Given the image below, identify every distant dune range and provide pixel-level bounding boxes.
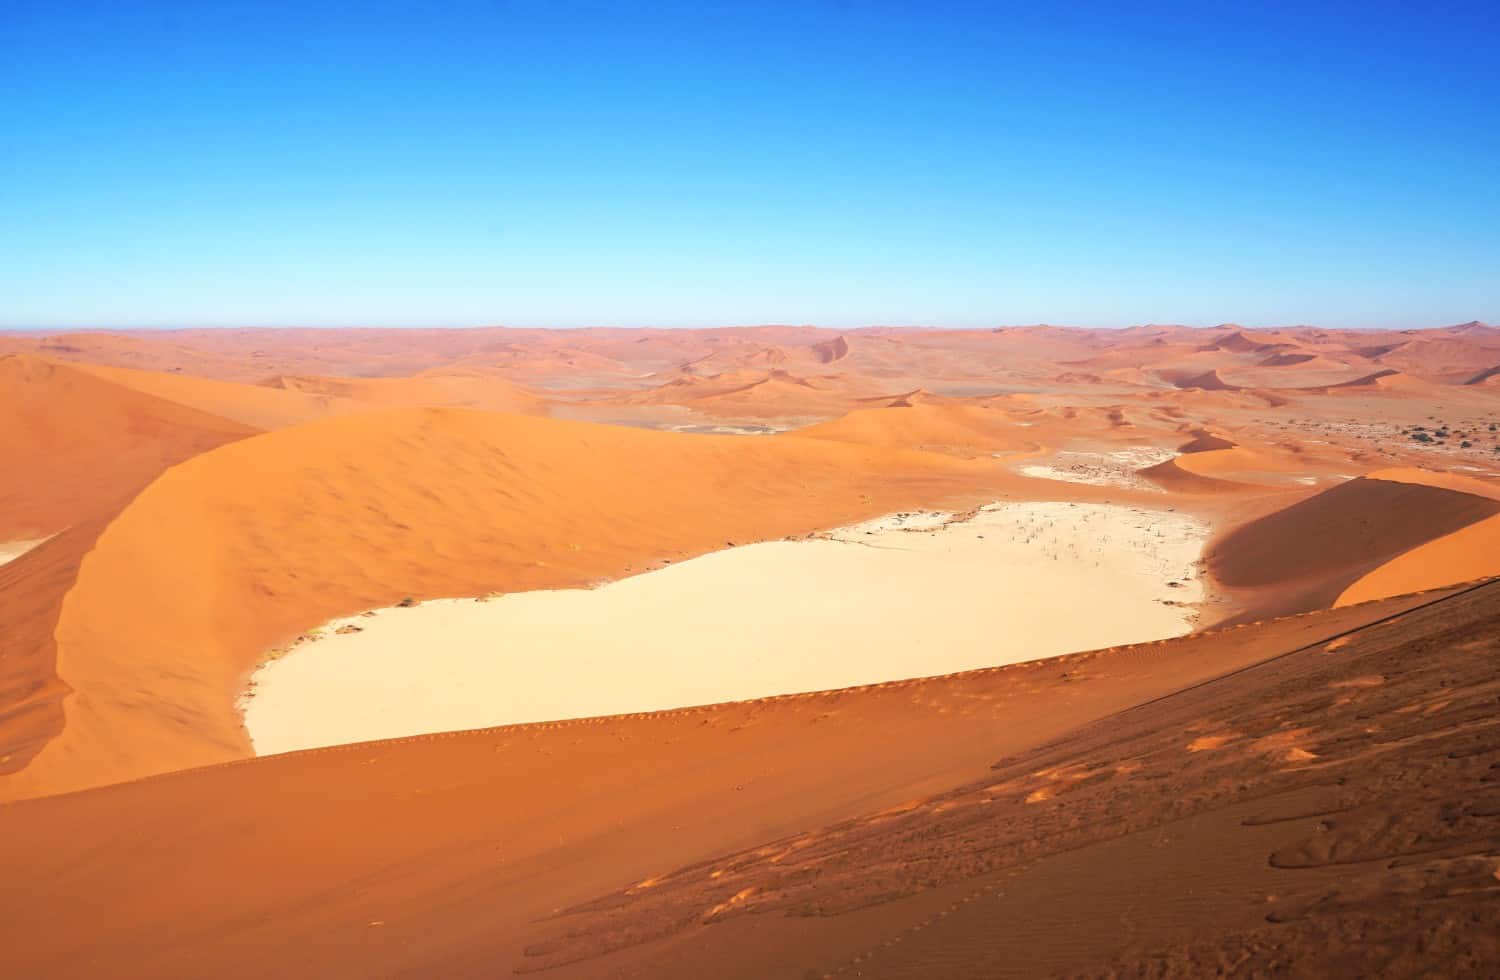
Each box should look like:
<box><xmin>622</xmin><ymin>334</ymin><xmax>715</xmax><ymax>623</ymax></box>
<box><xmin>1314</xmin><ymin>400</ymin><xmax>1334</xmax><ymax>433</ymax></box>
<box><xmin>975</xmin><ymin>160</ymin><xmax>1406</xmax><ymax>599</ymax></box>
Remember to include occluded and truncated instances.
<box><xmin>3</xmin><ymin>323</ymin><xmax>1499</xmax><ymax>801</ymax></box>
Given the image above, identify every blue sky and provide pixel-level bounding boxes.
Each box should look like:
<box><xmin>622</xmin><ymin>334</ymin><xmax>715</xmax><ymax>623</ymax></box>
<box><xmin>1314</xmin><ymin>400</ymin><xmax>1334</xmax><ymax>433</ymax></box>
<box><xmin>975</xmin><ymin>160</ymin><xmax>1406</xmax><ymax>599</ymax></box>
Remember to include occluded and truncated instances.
<box><xmin>2</xmin><ymin>1</ymin><xmax>1496</xmax><ymax>329</ymax></box>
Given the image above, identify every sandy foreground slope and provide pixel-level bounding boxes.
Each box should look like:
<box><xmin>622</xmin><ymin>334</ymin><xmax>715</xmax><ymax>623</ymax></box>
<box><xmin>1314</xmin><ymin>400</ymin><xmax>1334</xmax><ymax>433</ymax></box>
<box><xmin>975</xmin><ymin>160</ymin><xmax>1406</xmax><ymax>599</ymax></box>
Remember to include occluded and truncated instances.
<box><xmin>1</xmin><ymin>407</ymin><xmax>1018</xmax><ymax>801</ymax></box>
<box><xmin>0</xmin><ymin>584</ymin><xmax>1493</xmax><ymax>978</ymax></box>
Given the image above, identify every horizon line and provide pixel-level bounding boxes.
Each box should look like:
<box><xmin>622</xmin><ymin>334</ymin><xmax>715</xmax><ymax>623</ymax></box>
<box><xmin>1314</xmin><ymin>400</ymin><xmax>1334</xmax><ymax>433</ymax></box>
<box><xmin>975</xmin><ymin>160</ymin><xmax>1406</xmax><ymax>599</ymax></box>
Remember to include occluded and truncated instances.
<box><xmin>0</xmin><ymin>319</ymin><xmax>1493</xmax><ymax>335</ymax></box>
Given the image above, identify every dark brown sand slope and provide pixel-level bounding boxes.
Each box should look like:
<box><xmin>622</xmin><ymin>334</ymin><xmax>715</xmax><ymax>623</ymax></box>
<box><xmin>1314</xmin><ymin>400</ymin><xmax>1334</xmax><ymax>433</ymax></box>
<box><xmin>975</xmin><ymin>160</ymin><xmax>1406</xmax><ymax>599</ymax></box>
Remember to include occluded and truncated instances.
<box><xmin>2</xmin><ymin>584</ymin><xmax>1495</xmax><ymax>978</ymax></box>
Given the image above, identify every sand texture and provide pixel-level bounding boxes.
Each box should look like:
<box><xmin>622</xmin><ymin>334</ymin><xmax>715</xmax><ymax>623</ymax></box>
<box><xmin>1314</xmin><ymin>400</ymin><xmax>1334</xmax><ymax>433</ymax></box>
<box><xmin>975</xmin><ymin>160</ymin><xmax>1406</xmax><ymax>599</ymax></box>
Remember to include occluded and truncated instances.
<box><xmin>1</xmin><ymin>585</ymin><xmax>1494</xmax><ymax>977</ymax></box>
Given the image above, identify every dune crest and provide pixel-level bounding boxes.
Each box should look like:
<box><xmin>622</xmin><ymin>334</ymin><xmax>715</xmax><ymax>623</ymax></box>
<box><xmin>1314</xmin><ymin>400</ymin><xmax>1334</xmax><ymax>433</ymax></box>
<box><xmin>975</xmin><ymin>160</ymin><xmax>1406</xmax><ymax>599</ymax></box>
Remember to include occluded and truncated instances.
<box><xmin>0</xmin><ymin>354</ymin><xmax>256</xmax><ymax>539</ymax></box>
<box><xmin>3</xmin><ymin>408</ymin><xmax>1003</xmax><ymax>800</ymax></box>
<box><xmin>1207</xmin><ymin>473</ymin><xmax>1500</xmax><ymax>618</ymax></box>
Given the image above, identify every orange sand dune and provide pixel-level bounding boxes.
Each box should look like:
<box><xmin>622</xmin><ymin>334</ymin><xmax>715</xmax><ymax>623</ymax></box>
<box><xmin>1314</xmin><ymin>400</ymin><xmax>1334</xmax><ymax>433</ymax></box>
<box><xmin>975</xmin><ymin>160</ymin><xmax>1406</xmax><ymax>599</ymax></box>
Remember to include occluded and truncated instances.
<box><xmin>0</xmin><ymin>354</ymin><xmax>256</xmax><ymax>539</ymax></box>
<box><xmin>1338</xmin><ymin>513</ymin><xmax>1500</xmax><ymax>605</ymax></box>
<box><xmin>0</xmin><ymin>585</ymin><xmax>1485</xmax><ymax>978</ymax></box>
<box><xmin>792</xmin><ymin>400</ymin><xmax>1038</xmax><ymax>457</ymax></box>
<box><xmin>1175</xmin><ymin>428</ymin><xmax>1237</xmax><ymax>453</ymax></box>
<box><xmin>0</xmin><ymin>522</ymin><xmax>110</xmax><ymax>777</ymax></box>
<box><xmin>264</xmin><ymin>369</ymin><xmax>546</xmax><ymax>415</ymax></box>
<box><xmin>1370</xmin><ymin>334</ymin><xmax>1500</xmax><ymax>377</ymax></box>
<box><xmin>1207</xmin><ymin>473</ymin><xmax>1500</xmax><ymax>618</ymax></box>
<box><xmin>70</xmin><ymin>361</ymin><xmax>364</xmax><ymax>428</ymax></box>
<box><xmin>71</xmin><ymin>360</ymin><xmax>546</xmax><ymax>428</ymax></box>
<box><xmin>622</xmin><ymin>368</ymin><xmax>866</xmax><ymax>419</ymax></box>
<box><xmin>1172</xmin><ymin>444</ymin><xmax>1309</xmax><ymax>479</ymax></box>
<box><xmin>1138</xmin><ymin>457</ymin><xmax>1260</xmax><ymax>494</ymax></box>
<box><xmin>812</xmin><ymin>333</ymin><xmax>851</xmax><ymax>362</ymax></box>
<box><xmin>1363</xmin><ymin>466</ymin><xmax>1500</xmax><ymax>500</ymax></box>
<box><xmin>1324</xmin><ymin>368</ymin><xmax>1444</xmax><ymax>392</ymax></box>
<box><xmin>29</xmin><ymin>330</ymin><xmax>263</xmax><ymax>379</ymax></box>
<box><xmin>1</xmin><ymin>409</ymin><xmax>1006</xmax><ymax>801</ymax></box>
<box><xmin>1201</xmin><ymin>328</ymin><xmax>1275</xmax><ymax>354</ymax></box>
<box><xmin>1464</xmin><ymin>364</ymin><xmax>1500</xmax><ymax>385</ymax></box>
<box><xmin>1332</xmin><ymin>468</ymin><xmax>1500</xmax><ymax>604</ymax></box>
<box><xmin>443</xmin><ymin>344</ymin><xmax>634</xmax><ymax>382</ymax></box>
<box><xmin>1166</xmin><ymin>368</ymin><xmax>1241</xmax><ymax>391</ymax></box>
<box><xmin>1258</xmin><ymin>350</ymin><xmax>1321</xmax><ymax>366</ymax></box>
<box><xmin>674</xmin><ymin>339</ymin><xmax>842</xmax><ymax>376</ymax></box>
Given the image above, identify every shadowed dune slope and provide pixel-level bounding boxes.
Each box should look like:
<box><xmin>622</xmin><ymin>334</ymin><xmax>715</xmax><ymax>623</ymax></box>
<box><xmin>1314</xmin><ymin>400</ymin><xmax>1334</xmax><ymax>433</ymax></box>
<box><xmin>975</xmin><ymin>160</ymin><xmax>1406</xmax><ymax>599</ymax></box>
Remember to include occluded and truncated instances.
<box><xmin>1334</xmin><ymin>469</ymin><xmax>1500</xmax><ymax>605</ymax></box>
<box><xmin>1176</xmin><ymin>428</ymin><xmax>1237</xmax><ymax>453</ymax></box>
<box><xmin>1168</xmin><ymin>368</ymin><xmax>1240</xmax><ymax>391</ymax></box>
<box><xmin>1338</xmin><ymin>513</ymin><xmax>1500</xmax><ymax>606</ymax></box>
<box><xmin>1207</xmin><ymin>474</ymin><xmax>1500</xmax><ymax>618</ymax></box>
<box><xmin>0</xmin><ymin>586</ymin><xmax>1487</xmax><ymax>978</ymax></box>
<box><xmin>2</xmin><ymin>408</ymin><xmax>1002</xmax><ymax>801</ymax></box>
<box><xmin>0</xmin><ymin>522</ymin><xmax>111</xmax><ymax>776</ymax></box>
<box><xmin>0</xmin><ymin>355</ymin><xmax>257</xmax><ymax>539</ymax></box>
<box><xmin>1138</xmin><ymin>457</ymin><xmax>1258</xmax><ymax>494</ymax></box>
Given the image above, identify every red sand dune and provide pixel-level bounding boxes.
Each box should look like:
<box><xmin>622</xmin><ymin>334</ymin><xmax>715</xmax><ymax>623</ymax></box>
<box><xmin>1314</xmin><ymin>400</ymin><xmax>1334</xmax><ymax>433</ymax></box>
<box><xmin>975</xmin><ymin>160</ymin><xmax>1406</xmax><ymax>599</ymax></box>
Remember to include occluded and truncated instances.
<box><xmin>0</xmin><ymin>522</ymin><xmax>112</xmax><ymax>777</ymax></box>
<box><xmin>1339</xmin><ymin>513</ymin><xmax>1500</xmax><ymax>605</ymax></box>
<box><xmin>1369</xmin><ymin>333</ymin><xmax>1500</xmax><ymax>378</ymax></box>
<box><xmin>1259</xmin><ymin>351</ymin><xmax>1320</xmax><ymax>366</ymax></box>
<box><xmin>264</xmin><ymin>369</ymin><xmax>546</xmax><ymax>415</ymax></box>
<box><xmin>1207</xmin><ymin>472</ymin><xmax>1500</xmax><ymax>618</ymax></box>
<box><xmin>1323</xmin><ymin>368</ymin><xmax>1445</xmax><ymax>392</ymax></box>
<box><xmin>1332</xmin><ymin>469</ymin><xmax>1500</xmax><ymax>603</ymax></box>
<box><xmin>812</xmin><ymin>333</ymin><xmax>851</xmax><ymax>363</ymax></box>
<box><xmin>1</xmin><ymin>408</ymin><xmax>1006</xmax><ymax>801</ymax></box>
<box><xmin>1175</xmin><ymin>428</ymin><xmax>1237</xmax><ymax>453</ymax></box>
<box><xmin>1172</xmin><ymin>444</ymin><xmax>1308</xmax><ymax>479</ymax></box>
<box><xmin>70</xmin><ymin>361</ymin><xmax>365</xmax><ymax>428</ymax></box>
<box><xmin>1138</xmin><ymin>457</ymin><xmax>1259</xmax><ymax>494</ymax></box>
<box><xmin>0</xmin><ymin>583</ymin><xmax>1491</xmax><ymax>977</ymax></box>
<box><xmin>622</xmin><ymin>368</ymin><xmax>866</xmax><ymax>418</ymax></box>
<box><xmin>1167</xmin><ymin>368</ymin><xmax>1241</xmax><ymax>391</ymax></box>
<box><xmin>0</xmin><ymin>354</ymin><xmax>256</xmax><ymax>539</ymax></box>
<box><xmin>677</xmin><ymin>344</ymin><xmax>798</xmax><ymax>375</ymax></box>
<box><xmin>792</xmin><ymin>400</ymin><xmax>1038</xmax><ymax>457</ymax></box>
<box><xmin>1202</xmin><ymin>328</ymin><xmax>1275</xmax><ymax>354</ymax></box>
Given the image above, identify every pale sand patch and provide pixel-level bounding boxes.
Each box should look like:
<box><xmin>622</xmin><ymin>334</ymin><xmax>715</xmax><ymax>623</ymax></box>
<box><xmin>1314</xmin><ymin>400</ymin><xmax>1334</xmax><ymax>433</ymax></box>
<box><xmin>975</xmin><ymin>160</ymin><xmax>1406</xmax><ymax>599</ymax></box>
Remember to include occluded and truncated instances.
<box><xmin>242</xmin><ymin>502</ymin><xmax>1209</xmax><ymax>756</ymax></box>
<box><xmin>0</xmin><ymin>537</ymin><xmax>50</xmax><ymax>566</ymax></box>
<box><xmin>1018</xmin><ymin>448</ymin><xmax>1176</xmax><ymax>491</ymax></box>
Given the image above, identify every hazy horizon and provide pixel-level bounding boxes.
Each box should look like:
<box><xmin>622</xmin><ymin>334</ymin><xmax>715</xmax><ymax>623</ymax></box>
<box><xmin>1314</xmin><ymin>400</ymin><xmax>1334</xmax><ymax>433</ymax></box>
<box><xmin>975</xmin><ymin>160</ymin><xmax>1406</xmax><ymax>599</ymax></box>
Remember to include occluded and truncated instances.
<box><xmin>0</xmin><ymin>319</ymin><xmax>1491</xmax><ymax>334</ymax></box>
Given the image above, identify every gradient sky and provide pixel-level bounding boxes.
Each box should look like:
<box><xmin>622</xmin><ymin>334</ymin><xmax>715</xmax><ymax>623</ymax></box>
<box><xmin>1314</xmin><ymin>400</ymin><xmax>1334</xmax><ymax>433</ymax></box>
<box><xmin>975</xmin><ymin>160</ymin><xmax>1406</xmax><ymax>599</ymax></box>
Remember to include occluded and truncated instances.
<box><xmin>3</xmin><ymin>1</ymin><xmax>1496</xmax><ymax>329</ymax></box>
